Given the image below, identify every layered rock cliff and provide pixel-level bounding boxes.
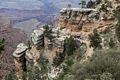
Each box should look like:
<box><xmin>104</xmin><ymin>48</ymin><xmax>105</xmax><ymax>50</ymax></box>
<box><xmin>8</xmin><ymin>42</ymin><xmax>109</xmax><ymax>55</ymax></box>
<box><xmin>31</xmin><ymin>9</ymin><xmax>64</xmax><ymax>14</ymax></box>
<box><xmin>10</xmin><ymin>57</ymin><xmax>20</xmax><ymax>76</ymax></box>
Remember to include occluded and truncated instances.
<box><xmin>58</xmin><ymin>0</ymin><xmax>118</xmax><ymax>32</ymax></box>
<box><xmin>11</xmin><ymin>0</ymin><xmax>120</xmax><ymax>80</ymax></box>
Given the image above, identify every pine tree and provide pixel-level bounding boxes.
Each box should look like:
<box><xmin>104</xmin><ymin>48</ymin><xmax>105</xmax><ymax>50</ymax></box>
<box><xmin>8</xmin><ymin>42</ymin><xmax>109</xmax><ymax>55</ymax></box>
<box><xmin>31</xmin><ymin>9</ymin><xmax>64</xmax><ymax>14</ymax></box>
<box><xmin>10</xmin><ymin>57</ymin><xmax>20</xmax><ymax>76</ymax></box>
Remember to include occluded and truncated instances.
<box><xmin>115</xmin><ymin>6</ymin><xmax>120</xmax><ymax>42</ymax></box>
<box><xmin>89</xmin><ymin>29</ymin><xmax>102</xmax><ymax>49</ymax></box>
<box><xmin>109</xmin><ymin>38</ymin><xmax>115</xmax><ymax>48</ymax></box>
<box><xmin>43</xmin><ymin>25</ymin><xmax>54</xmax><ymax>40</ymax></box>
<box><xmin>0</xmin><ymin>38</ymin><xmax>5</xmax><ymax>54</ymax></box>
<box><xmin>79</xmin><ymin>0</ymin><xmax>86</xmax><ymax>8</ymax></box>
<box><xmin>87</xmin><ymin>0</ymin><xmax>95</xmax><ymax>8</ymax></box>
<box><xmin>64</xmin><ymin>36</ymin><xmax>77</xmax><ymax>56</ymax></box>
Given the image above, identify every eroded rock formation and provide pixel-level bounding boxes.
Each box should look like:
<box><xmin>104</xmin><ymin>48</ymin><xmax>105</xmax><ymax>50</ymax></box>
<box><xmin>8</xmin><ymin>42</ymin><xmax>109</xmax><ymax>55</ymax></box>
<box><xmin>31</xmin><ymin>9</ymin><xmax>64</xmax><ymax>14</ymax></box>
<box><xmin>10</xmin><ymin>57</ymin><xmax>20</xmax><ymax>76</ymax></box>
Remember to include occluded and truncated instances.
<box><xmin>13</xmin><ymin>43</ymin><xmax>28</xmax><ymax>80</ymax></box>
<box><xmin>12</xmin><ymin>0</ymin><xmax>120</xmax><ymax>79</ymax></box>
<box><xmin>58</xmin><ymin>8</ymin><xmax>97</xmax><ymax>32</ymax></box>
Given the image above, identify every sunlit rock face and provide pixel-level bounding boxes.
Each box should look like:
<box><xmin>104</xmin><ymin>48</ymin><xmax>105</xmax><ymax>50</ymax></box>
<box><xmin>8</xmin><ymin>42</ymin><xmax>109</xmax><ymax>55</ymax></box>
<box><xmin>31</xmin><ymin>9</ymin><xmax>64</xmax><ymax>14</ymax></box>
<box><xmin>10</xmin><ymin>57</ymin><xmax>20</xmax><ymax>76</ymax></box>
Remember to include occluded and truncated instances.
<box><xmin>58</xmin><ymin>8</ymin><xmax>97</xmax><ymax>32</ymax></box>
<box><xmin>30</xmin><ymin>28</ymin><xmax>44</xmax><ymax>66</ymax></box>
<box><xmin>58</xmin><ymin>0</ymin><xmax>119</xmax><ymax>32</ymax></box>
<box><xmin>12</xmin><ymin>1</ymin><xmax>120</xmax><ymax>80</ymax></box>
<box><xmin>31</xmin><ymin>29</ymin><xmax>44</xmax><ymax>49</ymax></box>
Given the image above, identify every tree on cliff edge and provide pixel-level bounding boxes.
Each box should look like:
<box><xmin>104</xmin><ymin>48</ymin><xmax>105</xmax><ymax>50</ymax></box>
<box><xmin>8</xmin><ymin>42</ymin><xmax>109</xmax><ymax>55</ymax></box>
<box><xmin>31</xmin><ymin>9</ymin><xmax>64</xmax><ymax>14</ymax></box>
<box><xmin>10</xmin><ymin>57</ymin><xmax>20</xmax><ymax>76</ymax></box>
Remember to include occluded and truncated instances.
<box><xmin>87</xmin><ymin>0</ymin><xmax>95</xmax><ymax>8</ymax></box>
<box><xmin>79</xmin><ymin>0</ymin><xmax>86</xmax><ymax>8</ymax></box>
<box><xmin>43</xmin><ymin>25</ymin><xmax>54</xmax><ymax>40</ymax></box>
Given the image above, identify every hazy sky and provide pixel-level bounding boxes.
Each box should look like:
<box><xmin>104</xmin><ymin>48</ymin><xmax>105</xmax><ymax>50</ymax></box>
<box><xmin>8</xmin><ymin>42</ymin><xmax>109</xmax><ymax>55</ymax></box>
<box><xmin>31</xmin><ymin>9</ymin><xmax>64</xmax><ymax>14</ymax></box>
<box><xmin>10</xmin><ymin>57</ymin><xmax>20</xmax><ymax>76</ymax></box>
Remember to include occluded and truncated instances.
<box><xmin>0</xmin><ymin>0</ymin><xmax>44</xmax><ymax>10</ymax></box>
<box><xmin>0</xmin><ymin>0</ymin><xmax>92</xmax><ymax>10</ymax></box>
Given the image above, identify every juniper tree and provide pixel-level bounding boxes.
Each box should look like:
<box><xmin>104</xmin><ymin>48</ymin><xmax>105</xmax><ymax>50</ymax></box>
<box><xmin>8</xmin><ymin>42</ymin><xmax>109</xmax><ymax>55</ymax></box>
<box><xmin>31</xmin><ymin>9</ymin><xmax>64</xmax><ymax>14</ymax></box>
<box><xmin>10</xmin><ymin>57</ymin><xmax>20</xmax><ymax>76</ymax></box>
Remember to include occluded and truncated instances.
<box><xmin>89</xmin><ymin>29</ymin><xmax>102</xmax><ymax>49</ymax></box>
<box><xmin>64</xmin><ymin>36</ymin><xmax>77</xmax><ymax>56</ymax></box>
<box><xmin>87</xmin><ymin>0</ymin><xmax>95</xmax><ymax>8</ymax></box>
<box><xmin>115</xmin><ymin>6</ymin><xmax>120</xmax><ymax>42</ymax></box>
<box><xmin>43</xmin><ymin>25</ymin><xmax>54</xmax><ymax>40</ymax></box>
<box><xmin>79</xmin><ymin>0</ymin><xmax>86</xmax><ymax>8</ymax></box>
<box><xmin>109</xmin><ymin>38</ymin><xmax>115</xmax><ymax>48</ymax></box>
<box><xmin>0</xmin><ymin>38</ymin><xmax>5</xmax><ymax>54</ymax></box>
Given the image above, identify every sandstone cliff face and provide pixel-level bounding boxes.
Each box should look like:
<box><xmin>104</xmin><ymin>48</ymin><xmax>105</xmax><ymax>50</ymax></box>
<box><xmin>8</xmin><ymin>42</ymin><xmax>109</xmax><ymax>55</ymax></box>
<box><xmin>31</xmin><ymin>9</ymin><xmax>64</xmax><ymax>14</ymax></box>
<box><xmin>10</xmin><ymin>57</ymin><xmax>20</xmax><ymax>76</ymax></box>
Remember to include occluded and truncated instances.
<box><xmin>58</xmin><ymin>8</ymin><xmax>97</xmax><ymax>32</ymax></box>
<box><xmin>44</xmin><ymin>37</ymin><xmax>65</xmax><ymax>63</ymax></box>
<box><xmin>56</xmin><ymin>0</ymin><xmax>120</xmax><ymax>62</ymax></box>
<box><xmin>58</xmin><ymin>0</ymin><xmax>119</xmax><ymax>33</ymax></box>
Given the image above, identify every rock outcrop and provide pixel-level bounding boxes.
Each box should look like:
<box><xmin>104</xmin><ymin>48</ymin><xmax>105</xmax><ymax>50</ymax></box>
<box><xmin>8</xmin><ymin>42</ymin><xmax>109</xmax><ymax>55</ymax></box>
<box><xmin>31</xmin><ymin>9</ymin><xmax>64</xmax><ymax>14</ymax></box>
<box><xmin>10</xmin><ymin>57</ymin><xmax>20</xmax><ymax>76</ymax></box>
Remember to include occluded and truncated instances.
<box><xmin>30</xmin><ymin>29</ymin><xmax>44</xmax><ymax>66</ymax></box>
<box><xmin>58</xmin><ymin>8</ymin><xmax>97</xmax><ymax>32</ymax></box>
<box><xmin>13</xmin><ymin>43</ymin><xmax>28</xmax><ymax>80</ymax></box>
<box><xmin>58</xmin><ymin>0</ymin><xmax>120</xmax><ymax>33</ymax></box>
<box><xmin>12</xmin><ymin>0</ymin><xmax>120</xmax><ymax>79</ymax></box>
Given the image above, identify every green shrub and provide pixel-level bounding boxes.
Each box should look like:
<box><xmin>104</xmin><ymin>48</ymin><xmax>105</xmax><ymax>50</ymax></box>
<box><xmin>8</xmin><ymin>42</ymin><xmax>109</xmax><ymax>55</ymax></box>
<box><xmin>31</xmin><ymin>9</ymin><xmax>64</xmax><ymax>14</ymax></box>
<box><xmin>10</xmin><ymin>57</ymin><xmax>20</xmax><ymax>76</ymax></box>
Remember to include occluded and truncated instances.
<box><xmin>71</xmin><ymin>49</ymin><xmax>120</xmax><ymax>80</ymax></box>
<box><xmin>115</xmin><ymin>6</ymin><xmax>120</xmax><ymax>42</ymax></box>
<box><xmin>3</xmin><ymin>71</ymin><xmax>17</xmax><ymax>80</ymax></box>
<box><xmin>27</xmin><ymin>55</ymin><xmax>49</xmax><ymax>80</ymax></box>
<box><xmin>100</xmin><ymin>72</ymin><xmax>114</xmax><ymax>80</ymax></box>
<box><xmin>43</xmin><ymin>25</ymin><xmax>54</xmax><ymax>40</ymax></box>
<box><xmin>64</xmin><ymin>36</ymin><xmax>78</xmax><ymax>56</ymax></box>
<box><xmin>87</xmin><ymin>0</ymin><xmax>95</xmax><ymax>8</ymax></box>
<box><xmin>89</xmin><ymin>29</ymin><xmax>102</xmax><ymax>49</ymax></box>
<box><xmin>52</xmin><ymin>53</ymin><xmax>65</xmax><ymax>67</ymax></box>
<box><xmin>109</xmin><ymin>38</ymin><xmax>115</xmax><ymax>48</ymax></box>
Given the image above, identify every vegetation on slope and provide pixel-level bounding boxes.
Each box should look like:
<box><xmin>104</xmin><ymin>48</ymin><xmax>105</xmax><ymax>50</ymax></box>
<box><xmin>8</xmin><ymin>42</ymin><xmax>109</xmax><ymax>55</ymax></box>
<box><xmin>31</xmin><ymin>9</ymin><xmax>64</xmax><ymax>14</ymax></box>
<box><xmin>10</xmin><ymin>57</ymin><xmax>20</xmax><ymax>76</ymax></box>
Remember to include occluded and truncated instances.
<box><xmin>55</xmin><ymin>49</ymin><xmax>120</xmax><ymax>80</ymax></box>
<box><xmin>53</xmin><ymin>36</ymin><xmax>78</xmax><ymax>67</ymax></box>
<box><xmin>115</xmin><ymin>6</ymin><xmax>120</xmax><ymax>42</ymax></box>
